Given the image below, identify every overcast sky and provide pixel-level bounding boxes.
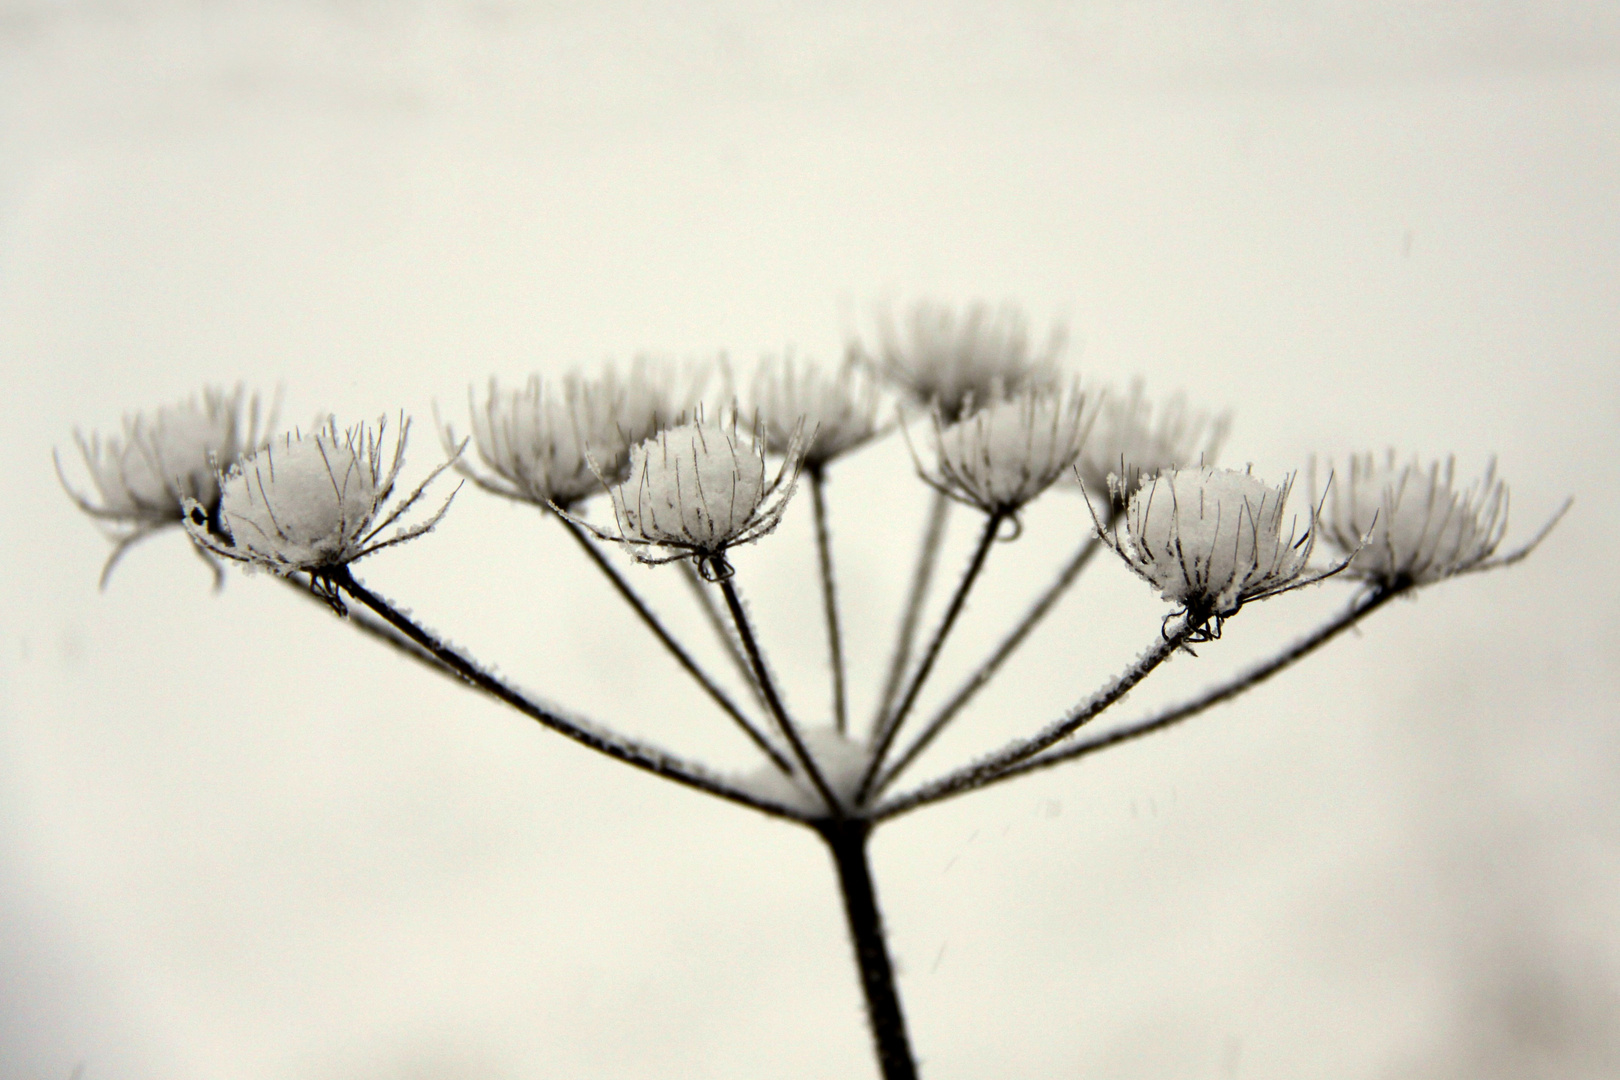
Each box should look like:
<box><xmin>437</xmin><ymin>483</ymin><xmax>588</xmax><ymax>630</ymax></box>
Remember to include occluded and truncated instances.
<box><xmin>2</xmin><ymin>4</ymin><xmax>1618</xmax><ymax>1078</ymax></box>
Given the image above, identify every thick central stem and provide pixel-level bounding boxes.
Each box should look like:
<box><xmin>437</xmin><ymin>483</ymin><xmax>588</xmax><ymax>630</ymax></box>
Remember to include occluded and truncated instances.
<box><xmin>817</xmin><ymin>820</ymin><xmax>918</xmax><ymax>1080</ymax></box>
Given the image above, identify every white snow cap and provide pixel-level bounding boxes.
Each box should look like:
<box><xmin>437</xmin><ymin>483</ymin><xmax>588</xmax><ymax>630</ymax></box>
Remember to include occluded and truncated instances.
<box><xmin>185</xmin><ymin>418</ymin><xmax>454</xmax><ymax>574</ymax></box>
<box><xmin>924</xmin><ymin>383</ymin><xmax>1094</xmax><ymax>514</ymax></box>
<box><xmin>871</xmin><ymin>301</ymin><xmax>1063</xmax><ymax>418</ymax></box>
<box><xmin>599</xmin><ymin>417</ymin><xmax>804</xmax><ymax>571</ymax></box>
<box><xmin>1112</xmin><ymin>466</ymin><xmax>1314</xmax><ymax>618</ymax></box>
<box><xmin>750</xmin><ymin>353</ymin><xmax>881</xmax><ymax>466</ymax></box>
<box><xmin>1074</xmin><ymin>382</ymin><xmax>1230</xmax><ymax>503</ymax></box>
<box><xmin>1322</xmin><ymin>454</ymin><xmax>1509</xmax><ymax>586</ymax></box>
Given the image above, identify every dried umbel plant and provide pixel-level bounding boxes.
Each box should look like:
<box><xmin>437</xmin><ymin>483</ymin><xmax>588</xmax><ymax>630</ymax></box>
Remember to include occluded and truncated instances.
<box><xmin>63</xmin><ymin>302</ymin><xmax>1567</xmax><ymax>1080</ymax></box>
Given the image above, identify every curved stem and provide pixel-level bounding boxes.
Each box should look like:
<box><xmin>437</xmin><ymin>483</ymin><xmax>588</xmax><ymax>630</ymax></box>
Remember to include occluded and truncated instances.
<box><xmin>717</xmin><ymin>576</ymin><xmax>844</xmax><ymax>817</ymax></box>
<box><xmin>809</xmin><ymin>466</ymin><xmax>850</xmax><ymax>733</ymax></box>
<box><xmin>859</xmin><ymin>511</ymin><xmax>1004</xmax><ymax>805</ymax></box>
<box><xmin>680</xmin><ymin>559</ymin><xmax>771</xmax><ymax>712</ymax></box>
<box><xmin>957</xmin><ymin>585</ymin><xmax>1403</xmax><ymax>796</ymax></box>
<box><xmin>817</xmin><ymin>820</ymin><xmax>918</xmax><ymax>1080</ymax></box>
<box><xmin>876</xmin><ymin>621</ymin><xmax>1192</xmax><ymax>820</ymax></box>
<box><xmin>877</xmin><ymin>533</ymin><xmax>1105</xmax><ymax>794</ymax></box>
<box><xmin>559</xmin><ymin>518</ymin><xmax>791</xmax><ymax>774</ymax></box>
<box><xmin>872</xmin><ymin>488</ymin><xmax>951</xmax><ymax>734</ymax></box>
<box><xmin>327</xmin><ymin>565</ymin><xmax>806</xmax><ymax>823</ymax></box>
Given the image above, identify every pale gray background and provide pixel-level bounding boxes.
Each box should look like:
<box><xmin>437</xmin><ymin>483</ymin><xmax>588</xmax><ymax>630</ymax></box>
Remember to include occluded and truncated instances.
<box><xmin>2</xmin><ymin>3</ymin><xmax>1617</xmax><ymax>1078</ymax></box>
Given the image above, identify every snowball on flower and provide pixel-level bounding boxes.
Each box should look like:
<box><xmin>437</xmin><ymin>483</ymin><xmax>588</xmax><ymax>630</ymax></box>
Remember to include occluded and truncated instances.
<box><xmin>864</xmin><ymin>301</ymin><xmax>1063</xmax><ymax>419</ymax></box>
<box><xmin>183</xmin><ymin>417</ymin><xmax>457</xmax><ymax>579</ymax></box>
<box><xmin>58</xmin><ymin>386</ymin><xmax>266</xmax><ymax>586</ymax></box>
<box><xmin>447</xmin><ymin>364</ymin><xmax>665</xmax><ymax>511</ymax></box>
<box><xmin>1104</xmin><ymin>466</ymin><xmax>1322</xmax><ymax>635</ymax></box>
<box><xmin>1074</xmin><ymin>382</ymin><xmax>1230</xmax><ymax>509</ymax></box>
<box><xmin>749</xmin><ymin>352</ymin><xmax>882</xmax><ymax>468</ymax></box>
<box><xmin>1317</xmin><ymin>453</ymin><xmax>1563</xmax><ymax>589</ymax></box>
<box><xmin>571</xmin><ymin>415</ymin><xmax>805</xmax><ymax>579</ymax></box>
<box><xmin>918</xmin><ymin>382</ymin><xmax>1096</xmax><ymax>516</ymax></box>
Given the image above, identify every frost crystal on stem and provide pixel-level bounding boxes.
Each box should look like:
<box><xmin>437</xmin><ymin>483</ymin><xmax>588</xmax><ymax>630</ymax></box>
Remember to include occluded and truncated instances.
<box><xmin>576</xmin><ymin>417</ymin><xmax>805</xmax><ymax>578</ymax></box>
<box><xmin>866</xmin><ymin>301</ymin><xmax>1062</xmax><ymax>418</ymax></box>
<box><xmin>1104</xmin><ymin>466</ymin><xmax>1319</xmax><ymax>635</ymax></box>
<box><xmin>919</xmin><ymin>383</ymin><xmax>1095</xmax><ymax>515</ymax></box>
<box><xmin>183</xmin><ymin>417</ymin><xmax>457</xmax><ymax>579</ymax></box>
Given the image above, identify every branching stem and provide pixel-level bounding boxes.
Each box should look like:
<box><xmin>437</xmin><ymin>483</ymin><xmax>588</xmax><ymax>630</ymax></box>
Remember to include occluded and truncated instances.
<box><xmin>326</xmin><ymin>565</ymin><xmax>806</xmax><ymax>823</ymax></box>
<box><xmin>559</xmin><ymin>517</ymin><xmax>791</xmax><ymax>774</ymax></box>
<box><xmin>872</xmin><ymin>488</ymin><xmax>950</xmax><ymax>733</ymax></box>
<box><xmin>809</xmin><ymin>466</ymin><xmax>850</xmax><ymax>733</ymax></box>
<box><xmin>877</xmin><ymin>532</ymin><xmax>1106</xmax><ymax>794</ymax></box>
<box><xmin>717</xmin><ymin>575</ymin><xmax>845</xmax><ymax>817</ymax></box>
<box><xmin>859</xmin><ymin>510</ymin><xmax>1004</xmax><ymax>805</ymax></box>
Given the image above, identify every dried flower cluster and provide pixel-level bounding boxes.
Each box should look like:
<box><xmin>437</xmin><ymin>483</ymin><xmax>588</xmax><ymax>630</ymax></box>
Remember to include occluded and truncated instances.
<box><xmin>61</xmin><ymin>301</ymin><xmax>1564</xmax><ymax>1080</ymax></box>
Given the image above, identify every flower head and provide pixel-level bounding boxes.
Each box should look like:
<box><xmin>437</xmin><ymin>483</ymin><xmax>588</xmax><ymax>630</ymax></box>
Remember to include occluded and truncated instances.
<box><xmin>866</xmin><ymin>301</ymin><xmax>1063</xmax><ymax>418</ymax></box>
<box><xmin>575</xmin><ymin>416</ymin><xmax>805</xmax><ymax>579</ymax></box>
<box><xmin>750</xmin><ymin>352</ymin><xmax>882</xmax><ymax>468</ymax></box>
<box><xmin>1074</xmin><ymin>382</ymin><xmax>1230</xmax><ymax>508</ymax></box>
<box><xmin>1320</xmin><ymin>453</ymin><xmax>1519</xmax><ymax>588</ymax></box>
<box><xmin>918</xmin><ymin>383</ymin><xmax>1095</xmax><ymax>516</ymax></box>
<box><xmin>1104</xmin><ymin>466</ymin><xmax>1318</xmax><ymax>634</ymax></box>
<box><xmin>184</xmin><ymin>417</ymin><xmax>456</xmax><ymax>578</ymax></box>
<box><xmin>58</xmin><ymin>386</ymin><xmax>265</xmax><ymax>586</ymax></box>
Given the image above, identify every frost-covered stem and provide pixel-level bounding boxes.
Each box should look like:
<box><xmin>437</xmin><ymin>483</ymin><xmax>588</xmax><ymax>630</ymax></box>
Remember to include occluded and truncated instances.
<box><xmin>717</xmin><ymin>576</ymin><xmax>844</xmax><ymax>817</ymax></box>
<box><xmin>816</xmin><ymin>819</ymin><xmax>918</xmax><ymax>1080</ymax></box>
<box><xmin>970</xmin><ymin>585</ymin><xmax>1403</xmax><ymax>792</ymax></box>
<box><xmin>860</xmin><ymin>510</ymin><xmax>1004</xmax><ymax>806</ymax></box>
<box><xmin>283</xmin><ymin>572</ymin><xmax>439</xmax><ymax>672</ymax></box>
<box><xmin>809</xmin><ymin>466</ymin><xmax>850</xmax><ymax>733</ymax></box>
<box><xmin>327</xmin><ymin>565</ymin><xmax>806</xmax><ymax>823</ymax></box>
<box><xmin>877</xmin><ymin>533</ymin><xmax>1107</xmax><ymax>794</ymax></box>
<box><xmin>681</xmin><ymin>560</ymin><xmax>772</xmax><ymax>712</ymax></box>
<box><xmin>873</xmin><ymin>488</ymin><xmax>951</xmax><ymax>733</ymax></box>
<box><xmin>560</xmin><ymin>518</ymin><xmax>791</xmax><ymax>774</ymax></box>
<box><xmin>876</xmin><ymin>623</ymin><xmax>1192</xmax><ymax>821</ymax></box>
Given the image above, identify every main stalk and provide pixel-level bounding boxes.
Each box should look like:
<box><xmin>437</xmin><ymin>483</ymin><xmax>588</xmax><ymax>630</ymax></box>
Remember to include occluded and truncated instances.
<box><xmin>817</xmin><ymin>819</ymin><xmax>918</xmax><ymax>1080</ymax></box>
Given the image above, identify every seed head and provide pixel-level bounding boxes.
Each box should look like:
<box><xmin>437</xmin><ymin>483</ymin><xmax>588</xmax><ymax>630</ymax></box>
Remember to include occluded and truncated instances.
<box><xmin>578</xmin><ymin>416</ymin><xmax>805</xmax><ymax>578</ymax></box>
<box><xmin>919</xmin><ymin>383</ymin><xmax>1095</xmax><ymax>515</ymax></box>
<box><xmin>58</xmin><ymin>386</ymin><xmax>265</xmax><ymax>586</ymax></box>
<box><xmin>865</xmin><ymin>301</ymin><xmax>1063</xmax><ymax>419</ymax></box>
<box><xmin>1104</xmin><ymin>466</ymin><xmax>1317</xmax><ymax>632</ymax></box>
<box><xmin>184</xmin><ymin>417</ymin><xmax>456</xmax><ymax>576</ymax></box>
<box><xmin>1320</xmin><ymin>453</ymin><xmax>1517</xmax><ymax>587</ymax></box>
<box><xmin>749</xmin><ymin>352</ymin><xmax>882</xmax><ymax>468</ymax></box>
<box><xmin>1074</xmin><ymin>382</ymin><xmax>1230</xmax><ymax>508</ymax></box>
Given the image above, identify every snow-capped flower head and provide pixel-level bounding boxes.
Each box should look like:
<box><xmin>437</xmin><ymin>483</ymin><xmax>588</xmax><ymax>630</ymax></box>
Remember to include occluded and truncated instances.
<box><xmin>749</xmin><ymin>352</ymin><xmax>882</xmax><ymax>468</ymax></box>
<box><xmin>449</xmin><ymin>364</ymin><xmax>664</xmax><ymax>510</ymax></box>
<box><xmin>1074</xmin><ymin>382</ymin><xmax>1231</xmax><ymax>509</ymax></box>
<box><xmin>868</xmin><ymin>301</ymin><xmax>1063</xmax><ymax>419</ymax></box>
<box><xmin>918</xmin><ymin>382</ymin><xmax>1096</xmax><ymax>517</ymax></box>
<box><xmin>1319</xmin><ymin>453</ymin><xmax>1519</xmax><ymax>588</ymax></box>
<box><xmin>184</xmin><ymin>417</ymin><xmax>457</xmax><ymax>579</ymax></box>
<box><xmin>58</xmin><ymin>386</ymin><xmax>266</xmax><ymax>585</ymax></box>
<box><xmin>581</xmin><ymin>415</ymin><xmax>805</xmax><ymax>579</ymax></box>
<box><xmin>1104</xmin><ymin>466</ymin><xmax>1318</xmax><ymax>637</ymax></box>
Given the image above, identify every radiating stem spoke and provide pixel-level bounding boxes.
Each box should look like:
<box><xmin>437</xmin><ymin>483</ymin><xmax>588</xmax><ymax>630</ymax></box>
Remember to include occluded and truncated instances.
<box><xmin>872</xmin><ymin>488</ymin><xmax>950</xmax><ymax>734</ymax></box>
<box><xmin>809</xmin><ymin>466</ymin><xmax>850</xmax><ymax>733</ymax></box>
